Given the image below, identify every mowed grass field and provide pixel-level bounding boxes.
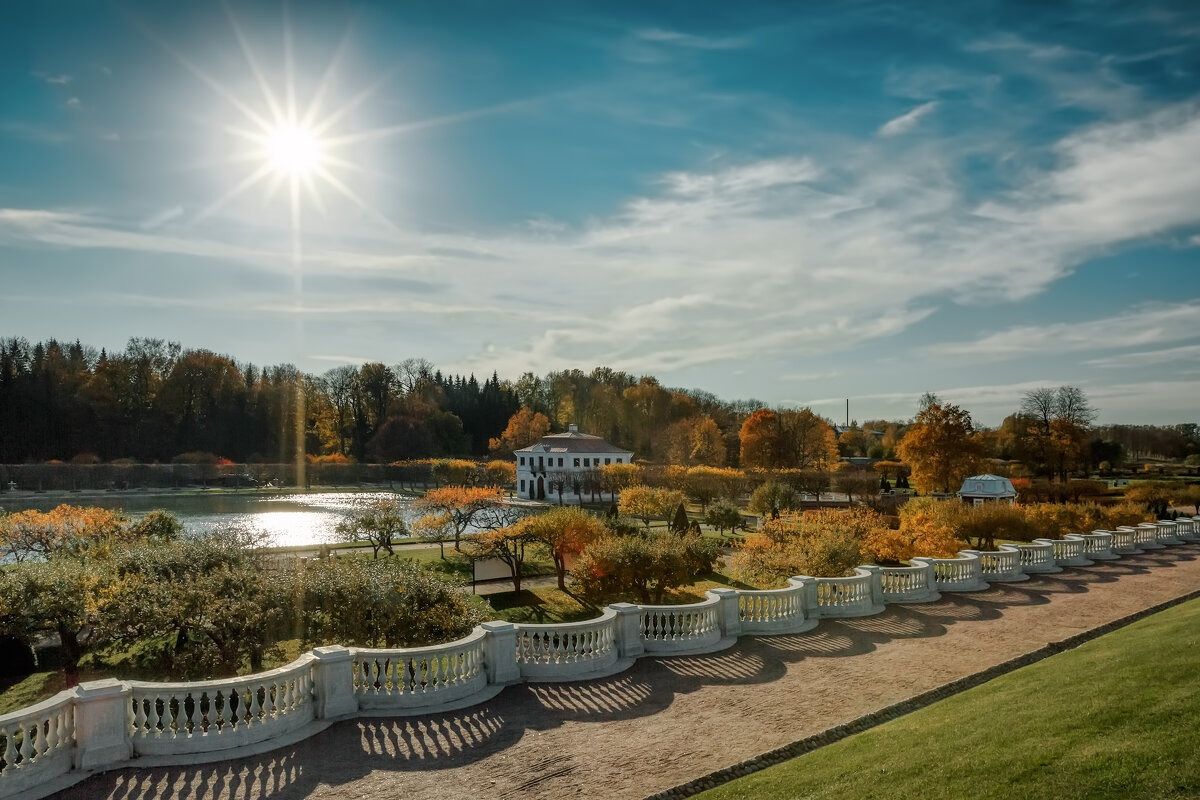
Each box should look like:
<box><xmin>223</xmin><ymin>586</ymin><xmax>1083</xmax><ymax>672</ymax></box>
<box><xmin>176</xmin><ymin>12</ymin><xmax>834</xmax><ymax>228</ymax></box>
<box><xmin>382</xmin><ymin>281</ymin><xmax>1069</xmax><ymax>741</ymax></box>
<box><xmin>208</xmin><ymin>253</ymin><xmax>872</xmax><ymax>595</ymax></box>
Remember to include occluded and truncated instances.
<box><xmin>695</xmin><ymin>596</ymin><xmax>1200</xmax><ymax>800</ymax></box>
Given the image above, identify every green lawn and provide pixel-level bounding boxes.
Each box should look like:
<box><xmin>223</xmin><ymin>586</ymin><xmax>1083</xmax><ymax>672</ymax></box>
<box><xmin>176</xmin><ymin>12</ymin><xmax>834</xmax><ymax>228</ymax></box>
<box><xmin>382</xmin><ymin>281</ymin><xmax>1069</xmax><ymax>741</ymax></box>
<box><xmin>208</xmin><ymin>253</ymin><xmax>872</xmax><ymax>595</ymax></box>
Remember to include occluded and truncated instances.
<box><xmin>694</xmin><ymin>597</ymin><xmax>1200</xmax><ymax>800</ymax></box>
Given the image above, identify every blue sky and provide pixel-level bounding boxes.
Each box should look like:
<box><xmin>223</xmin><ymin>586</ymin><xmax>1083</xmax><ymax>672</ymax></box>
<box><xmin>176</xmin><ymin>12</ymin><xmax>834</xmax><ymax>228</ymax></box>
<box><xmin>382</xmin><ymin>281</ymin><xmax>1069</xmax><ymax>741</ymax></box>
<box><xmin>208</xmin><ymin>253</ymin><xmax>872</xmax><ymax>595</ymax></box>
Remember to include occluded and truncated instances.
<box><xmin>2</xmin><ymin>0</ymin><xmax>1199</xmax><ymax>426</ymax></box>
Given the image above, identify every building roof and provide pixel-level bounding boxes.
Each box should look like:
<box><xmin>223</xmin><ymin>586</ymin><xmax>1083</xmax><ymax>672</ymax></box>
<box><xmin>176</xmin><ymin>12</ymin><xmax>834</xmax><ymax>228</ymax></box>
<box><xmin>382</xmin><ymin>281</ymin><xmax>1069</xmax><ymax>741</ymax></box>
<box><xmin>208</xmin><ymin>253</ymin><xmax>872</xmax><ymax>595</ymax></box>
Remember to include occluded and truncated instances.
<box><xmin>514</xmin><ymin>428</ymin><xmax>633</xmax><ymax>455</ymax></box>
<box><xmin>957</xmin><ymin>474</ymin><xmax>1018</xmax><ymax>498</ymax></box>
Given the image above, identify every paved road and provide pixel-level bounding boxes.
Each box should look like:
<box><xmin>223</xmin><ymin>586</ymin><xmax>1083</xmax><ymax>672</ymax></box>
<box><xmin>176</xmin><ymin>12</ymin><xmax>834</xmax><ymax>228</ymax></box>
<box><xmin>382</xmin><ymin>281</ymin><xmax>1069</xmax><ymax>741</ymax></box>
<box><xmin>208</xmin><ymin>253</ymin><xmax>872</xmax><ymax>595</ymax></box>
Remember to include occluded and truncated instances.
<box><xmin>57</xmin><ymin>544</ymin><xmax>1200</xmax><ymax>800</ymax></box>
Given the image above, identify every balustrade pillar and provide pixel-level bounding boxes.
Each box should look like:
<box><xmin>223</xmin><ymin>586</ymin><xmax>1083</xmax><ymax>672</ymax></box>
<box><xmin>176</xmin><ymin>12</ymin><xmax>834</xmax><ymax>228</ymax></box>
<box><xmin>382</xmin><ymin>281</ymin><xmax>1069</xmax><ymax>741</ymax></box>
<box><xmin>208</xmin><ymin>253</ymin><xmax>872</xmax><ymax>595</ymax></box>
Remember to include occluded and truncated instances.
<box><xmin>312</xmin><ymin>646</ymin><xmax>358</xmax><ymax>719</ymax></box>
<box><xmin>72</xmin><ymin>678</ymin><xmax>132</xmax><ymax>770</ymax></box>
<box><xmin>856</xmin><ymin>565</ymin><xmax>885</xmax><ymax>607</ymax></box>
<box><xmin>608</xmin><ymin>603</ymin><xmax>645</xmax><ymax>659</ymax></box>
<box><xmin>480</xmin><ymin>621</ymin><xmax>522</xmax><ymax>685</ymax></box>
<box><xmin>705</xmin><ymin>588</ymin><xmax>742</xmax><ymax>638</ymax></box>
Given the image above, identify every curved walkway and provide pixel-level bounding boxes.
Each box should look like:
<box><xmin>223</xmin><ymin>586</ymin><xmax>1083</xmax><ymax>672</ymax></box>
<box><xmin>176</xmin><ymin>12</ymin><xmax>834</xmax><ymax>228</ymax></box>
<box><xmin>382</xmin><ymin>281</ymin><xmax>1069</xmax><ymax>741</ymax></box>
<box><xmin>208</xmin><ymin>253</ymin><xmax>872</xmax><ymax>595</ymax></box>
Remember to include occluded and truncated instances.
<box><xmin>55</xmin><ymin>544</ymin><xmax>1200</xmax><ymax>800</ymax></box>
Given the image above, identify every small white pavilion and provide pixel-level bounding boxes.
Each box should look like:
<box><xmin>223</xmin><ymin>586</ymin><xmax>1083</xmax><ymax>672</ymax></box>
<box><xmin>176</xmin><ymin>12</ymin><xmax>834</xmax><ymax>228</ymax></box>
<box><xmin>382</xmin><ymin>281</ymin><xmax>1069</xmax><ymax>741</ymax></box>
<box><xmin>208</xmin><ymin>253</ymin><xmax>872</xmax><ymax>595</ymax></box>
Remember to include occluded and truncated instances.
<box><xmin>957</xmin><ymin>474</ymin><xmax>1018</xmax><ymax>506</ymax></box>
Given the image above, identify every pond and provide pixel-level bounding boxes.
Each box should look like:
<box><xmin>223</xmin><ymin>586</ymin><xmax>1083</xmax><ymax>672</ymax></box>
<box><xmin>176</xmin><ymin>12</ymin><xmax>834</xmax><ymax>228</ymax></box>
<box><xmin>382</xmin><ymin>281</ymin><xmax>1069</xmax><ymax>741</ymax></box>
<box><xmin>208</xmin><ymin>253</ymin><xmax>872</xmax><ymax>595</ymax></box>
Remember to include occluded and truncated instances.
<box><xmin>0</xmin><ymin>491</ymin><xmax>422</xmax><ymax>548</ymax></box>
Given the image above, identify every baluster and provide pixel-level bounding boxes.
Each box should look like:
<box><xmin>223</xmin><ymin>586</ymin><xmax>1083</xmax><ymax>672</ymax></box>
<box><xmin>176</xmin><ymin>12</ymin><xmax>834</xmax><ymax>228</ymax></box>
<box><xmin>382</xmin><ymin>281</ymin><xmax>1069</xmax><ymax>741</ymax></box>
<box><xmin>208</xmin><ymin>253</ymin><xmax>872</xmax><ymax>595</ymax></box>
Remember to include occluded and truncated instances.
<box><xmin>3</xmin><ymin>723</ymin><xmax>17</xmax><ymax>772</ymax></box>
<box><xmin>132</xmin><ymin>695</ymin><xmax>147</xmax><ymax>736</ymax></box>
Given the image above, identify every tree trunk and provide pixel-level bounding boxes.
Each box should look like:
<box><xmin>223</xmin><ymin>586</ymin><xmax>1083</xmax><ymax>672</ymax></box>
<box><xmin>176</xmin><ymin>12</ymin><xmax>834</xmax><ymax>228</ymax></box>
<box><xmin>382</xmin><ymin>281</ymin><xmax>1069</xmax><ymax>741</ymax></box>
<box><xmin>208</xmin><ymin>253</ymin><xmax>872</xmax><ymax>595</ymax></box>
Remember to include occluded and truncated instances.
<box><xmin>59</xmin><ymin>626</ymin><xmax>82</xmax><ymax>686</ymax></box>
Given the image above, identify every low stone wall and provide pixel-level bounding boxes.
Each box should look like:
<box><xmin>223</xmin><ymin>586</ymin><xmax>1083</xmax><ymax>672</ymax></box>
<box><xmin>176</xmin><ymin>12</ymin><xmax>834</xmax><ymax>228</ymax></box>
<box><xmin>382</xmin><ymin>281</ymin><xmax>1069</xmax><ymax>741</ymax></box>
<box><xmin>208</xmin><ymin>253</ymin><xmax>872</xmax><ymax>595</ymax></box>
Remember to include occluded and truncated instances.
<box><xmin>2</xmin><ymin>514</ymin><xmax>1198</xmax><ymax>800</ymax></box>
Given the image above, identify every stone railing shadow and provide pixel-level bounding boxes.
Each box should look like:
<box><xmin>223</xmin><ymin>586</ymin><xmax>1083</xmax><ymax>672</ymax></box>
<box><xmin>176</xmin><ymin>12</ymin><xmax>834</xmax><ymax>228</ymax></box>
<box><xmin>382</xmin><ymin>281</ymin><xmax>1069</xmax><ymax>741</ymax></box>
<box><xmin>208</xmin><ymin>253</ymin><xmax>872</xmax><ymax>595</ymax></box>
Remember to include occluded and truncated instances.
<box><xmin>6</xmin><ymin>518</ymin><xmax>1198</xmax><ymax>800</ymax></box>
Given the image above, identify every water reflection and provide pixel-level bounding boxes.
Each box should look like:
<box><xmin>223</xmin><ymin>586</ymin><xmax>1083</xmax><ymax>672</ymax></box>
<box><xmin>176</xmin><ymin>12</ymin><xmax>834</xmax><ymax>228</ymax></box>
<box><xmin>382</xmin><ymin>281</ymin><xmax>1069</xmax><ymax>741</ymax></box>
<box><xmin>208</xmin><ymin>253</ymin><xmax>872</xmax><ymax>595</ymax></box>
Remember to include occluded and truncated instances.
<box><xmin>0</xmin><ymin>491</ymin><xmax>420</xmax><ymax>548</ymax></box>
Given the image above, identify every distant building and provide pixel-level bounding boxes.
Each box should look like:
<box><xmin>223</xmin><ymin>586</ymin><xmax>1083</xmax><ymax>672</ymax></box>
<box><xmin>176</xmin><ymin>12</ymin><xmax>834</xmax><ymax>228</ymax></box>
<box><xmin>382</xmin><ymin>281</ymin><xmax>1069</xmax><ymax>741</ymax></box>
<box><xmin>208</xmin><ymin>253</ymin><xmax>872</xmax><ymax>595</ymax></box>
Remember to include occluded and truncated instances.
<box><xmin>514</xmin><ymin>424</ymin><xmax>633</xmax><ymax>501</ymax></box>
<box><xmin>957</xmin><ymin>474</ymin><xmax>1018</xmax><ymax>506</ymax></box>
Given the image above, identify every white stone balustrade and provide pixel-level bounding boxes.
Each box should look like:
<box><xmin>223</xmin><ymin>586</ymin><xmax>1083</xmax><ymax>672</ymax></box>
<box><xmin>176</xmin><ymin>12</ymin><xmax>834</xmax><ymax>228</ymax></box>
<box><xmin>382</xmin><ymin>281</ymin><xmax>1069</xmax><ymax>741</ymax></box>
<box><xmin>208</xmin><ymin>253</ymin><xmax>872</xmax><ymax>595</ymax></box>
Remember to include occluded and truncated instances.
<box><xmin>128</xmin><ymin>657</ymin><xmax>314</xmax><ymax>757</ymax></box>
<box><xmin>0</xmin><ymin>690</ymin><xmax>75</xmax><ymax>797</ymax></box>
<box><xmin>1129</xmin><ymin>523</ymin><xmax>1166</xmax><ymax>550</ymax></box>
<box><xmin>875</xmin><ymin>563</ymin><xmax>941</xmax><ymax>602</ymax></box>
<box><xmin>805</xmin><ymin>568</ymin><xmax>885</xmax><ymax>618</ymax></box>
<box><xmin>638</xmin><ymin>595</ymin><xmax>725</xmax><ymax>654</ymax></box>
<box><xmin>961</xmin><ymin>546</ymin><xmax>1029</xmax><ymax>582</ymax></box>
<box><xmin>352</xmin><ymin>630</ymin><xmax>488</xmax><ymax>711</ymax></box>
<box><xmin>1155</xmin><ymin>520</ymin><xmax>1184</xmax><ymax>545</ymax></box>
<box><xmin>513</xmin><ymin>610</ymin><xmax>623</xmax><ymax>681</ymax></box>
<box><xmin>5</xmin><ymin>522</ymin><xmax>1197</xmax><ymax>800</ymax></box>
<box><xmin>911</xmin><ymin>553</ymin><xmax>988</xmax><ymax>592</ymax></box>
<box><xmin>1067</xmin><ymin>532</ymin><xmax>1118</xmax><ymax>560</ymax></box>
<box><xmin>1034</xmin><ymin>537</ymin><xmax>1093</xmax><ymax>567</ymax></box>
<box><xmin>736</xmin><ymin>578</ymin><xmax>818</xmax><ymax>633</ymax></box>
<box><xmin>1101</xmin><ymin>528</ymin><xmax>1141</xmax><ymax>555</ymax></box>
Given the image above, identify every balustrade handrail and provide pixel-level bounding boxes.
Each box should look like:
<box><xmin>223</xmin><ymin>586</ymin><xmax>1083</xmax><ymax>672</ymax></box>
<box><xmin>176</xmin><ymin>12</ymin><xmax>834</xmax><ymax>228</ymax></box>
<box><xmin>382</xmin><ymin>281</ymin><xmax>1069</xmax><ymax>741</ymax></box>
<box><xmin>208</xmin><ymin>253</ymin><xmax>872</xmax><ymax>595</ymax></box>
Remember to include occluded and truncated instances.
<box><xmin>3</xmin><ymin>520</ymin><xmax>1196</xmax><ymax>800</ymax></box>
<box><xmin>349</xmin><ymin>629</ymin><xmax>486</xmax><ymax>660</ymax></box>
<box><xmin>126</xmin><ymin>654</ymin><xmax>314</xmax><ymax>694</ymax></box>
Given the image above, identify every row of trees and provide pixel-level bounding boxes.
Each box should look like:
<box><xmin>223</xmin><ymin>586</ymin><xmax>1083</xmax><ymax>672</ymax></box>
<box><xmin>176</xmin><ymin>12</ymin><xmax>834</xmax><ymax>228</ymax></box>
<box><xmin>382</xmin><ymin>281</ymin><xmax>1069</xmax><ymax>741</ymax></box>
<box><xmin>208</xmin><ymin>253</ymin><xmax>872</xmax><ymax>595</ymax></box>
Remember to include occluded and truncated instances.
<box><xmin>730</xmin><ymin>497</ymin><xmax>1156</xmax><ymax>587</ymax></box>
<box><xmin>3</xmin><ymin>338</ymin><xmax>1194</xmax><ymax>484</ymax></box>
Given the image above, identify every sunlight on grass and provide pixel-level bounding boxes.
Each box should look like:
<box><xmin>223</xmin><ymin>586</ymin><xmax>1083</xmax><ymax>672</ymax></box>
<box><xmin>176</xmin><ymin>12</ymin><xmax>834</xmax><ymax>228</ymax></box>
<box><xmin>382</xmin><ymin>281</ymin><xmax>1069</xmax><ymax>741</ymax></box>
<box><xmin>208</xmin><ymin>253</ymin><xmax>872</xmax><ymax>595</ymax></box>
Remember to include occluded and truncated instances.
<box><xmin>695</xmin><ymin>597</ymin><xmax>1200</xmax><ymax>800</ymax></box>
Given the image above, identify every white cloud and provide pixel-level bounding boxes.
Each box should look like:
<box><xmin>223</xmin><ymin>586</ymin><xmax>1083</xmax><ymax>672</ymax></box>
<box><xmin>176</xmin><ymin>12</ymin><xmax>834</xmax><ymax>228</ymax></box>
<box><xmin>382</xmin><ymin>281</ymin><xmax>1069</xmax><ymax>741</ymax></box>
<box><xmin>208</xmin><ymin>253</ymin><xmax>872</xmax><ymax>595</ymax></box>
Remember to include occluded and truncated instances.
<box><xmin>927</xmin><ymin>301</ymin><xmax>1200</xmax><ymax>360</ymax></box>
<box><xmin>5</xmin><ymin>98</ymin><xmax>1200</xmax><ymax>398</ymax></box>
<box><xmin>1086</xmin><ymin>343</ymin><xmax>1200</xmax><ymax>369</ymax></box>
<box><xmin>878</xmin><ymin>101</ymin><xmax>937</xmax><ymax>136</ymax></box>
<box><xmin>33</xmin><ymin>72</ymin><xmax>72</xmax><ymax>85</ymax></box>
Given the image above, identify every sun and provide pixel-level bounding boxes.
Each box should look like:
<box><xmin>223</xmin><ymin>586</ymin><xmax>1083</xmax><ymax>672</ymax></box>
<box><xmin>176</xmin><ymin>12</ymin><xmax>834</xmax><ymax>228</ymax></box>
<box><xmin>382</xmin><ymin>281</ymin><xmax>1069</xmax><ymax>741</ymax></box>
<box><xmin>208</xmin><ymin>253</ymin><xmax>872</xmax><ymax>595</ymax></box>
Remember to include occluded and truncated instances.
<box><xmin>263</xmin><ymin>122</ymin><xmax>324</xmax><ymax>177</ymax></box>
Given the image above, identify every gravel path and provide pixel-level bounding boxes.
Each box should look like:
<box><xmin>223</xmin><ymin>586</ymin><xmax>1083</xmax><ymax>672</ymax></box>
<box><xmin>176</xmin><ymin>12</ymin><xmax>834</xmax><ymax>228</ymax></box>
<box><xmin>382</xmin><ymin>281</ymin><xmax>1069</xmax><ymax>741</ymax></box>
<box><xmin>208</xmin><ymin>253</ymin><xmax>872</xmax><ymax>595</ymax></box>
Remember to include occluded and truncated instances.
<box><xmin>57</xmin><ymin>544</ymin><xmax>1200</xmax><ymax>800</ymax></box>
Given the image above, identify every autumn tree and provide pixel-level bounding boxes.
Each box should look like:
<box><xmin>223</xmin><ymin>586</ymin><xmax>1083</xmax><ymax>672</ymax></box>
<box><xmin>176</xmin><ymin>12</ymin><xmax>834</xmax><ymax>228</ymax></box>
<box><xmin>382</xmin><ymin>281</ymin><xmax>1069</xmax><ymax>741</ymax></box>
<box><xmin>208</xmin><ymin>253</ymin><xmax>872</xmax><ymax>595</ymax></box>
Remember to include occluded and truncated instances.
<box><xmin>601</xmin><ymin>462</ymin><xmax>643</xmax><ymax>496</ymax></box>
<box><xmin>412</xmin><ymin>486</ymin><xmax>509</xmax><ymax>549</ymax></box>
<box><xmin>1019</xmin><ymin>386</ymin><xmax>1097</xmax><ymax>481</ymax></box>
<box><xmin>618</xmin><ymin>486</ymin><xmax>686</xmax><ymax>530</ymax></box>
<box><xmin>863</xmin><ymin>497</ymin><xmax>969</xmax><ymax>563</ymax></box>
<box><xmin>464</xmin><ymin>522</ymin><xmax>539</xmax><ymax>593</ymax></box>
<box><xmin>748</xmin><ymin>481</ymin><xmax>800</xmax><ymax>520</ymax></box>
<box><xmin>488</xmin><ymin>407</ymin><xmax>551</xmax><ymax>458</ymax></box>
<box><xmin>896</xmin><ymin>400</ymin><xmax>983</xmax><ymax>494</ymax></box>
<box><xmin>485</xmin><ymin>460</ymin><xmax>517</xmax><ymax>491</ymax></box>
<box><xmin>0</xmin><ymin>504</ymin><xmax>133</xmax><ymax>563</ymax></box>
<box><xmin>522</xmin><ymin>506</ymin><xmax>607</xmax><ymax>590</ymax></box>
<box><xmin>835</xmin><ymin>471</ymin><xmax>879</xmax><ymax>504</ymax></box>
<box><xmin>739</xmin><ymin>408</ymin><xmax>838</xmax><ymax>470</ymax></box>
<box><xmin>336</xmin><ymin>499</ymin><xmax>410</xmax><ymax>558</ymax></box>
<box><xmin>733</xmin><ymin>509</ymin><xmax>883</xmax><ymax>585</ymax></box>
<box><xmin>739</xmin><ymin>408</ymin><xmax>780</xmax><ymax>468</ymax></box>
<box><xmin>297</xmin><ymin>557</ymin><xmax>485</xmax><ymax>648</ymax></box>
<box><xmin>705</xmin><ymin>500</ymin><xmax>743</xmax><ymax>535</ymax></box>
<box><xmin>0</xmin><ymin>557</ymin><xmax>105</xmax><ymax>683</ymax></box>
<box><xmin>573</xmin><ymin>531</ymin><xmax>721</xmax><ymax>603</ymax></box>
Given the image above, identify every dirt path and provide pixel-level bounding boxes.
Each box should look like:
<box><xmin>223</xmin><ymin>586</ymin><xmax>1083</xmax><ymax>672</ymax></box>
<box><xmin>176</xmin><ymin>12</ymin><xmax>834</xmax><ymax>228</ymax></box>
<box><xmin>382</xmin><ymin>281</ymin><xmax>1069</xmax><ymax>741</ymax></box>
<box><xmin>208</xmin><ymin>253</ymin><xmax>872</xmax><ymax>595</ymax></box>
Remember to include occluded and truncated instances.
<box><xmin>57</xmin><ymin>545</ymin><xmax>1200</xmax><ymax>800</ymax></box>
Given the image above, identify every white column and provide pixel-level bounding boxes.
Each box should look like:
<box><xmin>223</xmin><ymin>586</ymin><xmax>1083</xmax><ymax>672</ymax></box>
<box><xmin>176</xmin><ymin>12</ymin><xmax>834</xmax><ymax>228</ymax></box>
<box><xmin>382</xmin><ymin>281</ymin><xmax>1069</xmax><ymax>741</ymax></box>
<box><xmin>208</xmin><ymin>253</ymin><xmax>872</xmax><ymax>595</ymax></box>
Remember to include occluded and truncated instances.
<box><xmin>706</xmin><ymin>588</ymin><xmax>743</xmax><ymax>638</ymax></box>
<box><xmin>857</xmin><ymin>565</ymin><xmax>886</xmax><ymax>607</ymax></box>
<box><xmin>72</xmin><ymin>678</ymin><xmax>132</xmax><ymax>770</ymax></box>
<box><xmin>608</xmin><ymin>602</ymin><xmax>645</xmax><ymax>659</ymax></box>
<box><xmin>311</xmin><ymin>646</ymin><xmax>359</xmax><ymax>719</ymax></box>
<box><xmin>481</xmin><ymin>621</ymin><xmax>522</xmax><ymax>684</ymax></box>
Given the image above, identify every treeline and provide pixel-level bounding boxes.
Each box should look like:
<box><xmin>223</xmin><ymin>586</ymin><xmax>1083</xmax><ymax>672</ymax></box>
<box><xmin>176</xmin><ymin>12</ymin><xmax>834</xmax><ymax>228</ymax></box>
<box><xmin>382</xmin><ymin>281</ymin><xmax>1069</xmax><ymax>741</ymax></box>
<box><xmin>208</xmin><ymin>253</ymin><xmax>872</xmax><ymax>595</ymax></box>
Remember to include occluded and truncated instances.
<box><xmin>2</xmin><ymin>338</ymin><xmax>1197</xmax><ymax>479</ymax></box>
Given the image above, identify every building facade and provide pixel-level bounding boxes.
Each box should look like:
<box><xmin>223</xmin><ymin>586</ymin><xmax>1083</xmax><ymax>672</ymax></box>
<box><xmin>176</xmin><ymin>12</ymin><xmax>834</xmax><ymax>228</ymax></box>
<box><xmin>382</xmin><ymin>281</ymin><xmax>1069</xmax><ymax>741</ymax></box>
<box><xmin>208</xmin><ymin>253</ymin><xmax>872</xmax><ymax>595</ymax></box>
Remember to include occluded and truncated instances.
<box><xmin>957</xmin><ymin>473</ymin><xmax>1018</xmax><ymax>505</ymax></box>
<box><xmin>514</xmin><ymin>424</ymin><xmax>634</xmax><ymax>501</ymax></box>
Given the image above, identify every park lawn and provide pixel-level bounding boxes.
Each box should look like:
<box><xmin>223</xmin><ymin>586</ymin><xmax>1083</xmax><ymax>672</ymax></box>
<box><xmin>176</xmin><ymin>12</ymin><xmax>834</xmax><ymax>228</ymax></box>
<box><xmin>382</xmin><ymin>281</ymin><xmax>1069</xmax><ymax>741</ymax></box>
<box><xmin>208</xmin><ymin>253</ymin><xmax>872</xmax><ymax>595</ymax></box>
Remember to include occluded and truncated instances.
<box><xmin>694</xmin><ymin>597</ymin><xmax>1200</xmax><ymax>800</ymax></box>
<box><xmin>486</xmin><ymin>585</ymin><xmax>601</xmax><ymax>624</ymax></box>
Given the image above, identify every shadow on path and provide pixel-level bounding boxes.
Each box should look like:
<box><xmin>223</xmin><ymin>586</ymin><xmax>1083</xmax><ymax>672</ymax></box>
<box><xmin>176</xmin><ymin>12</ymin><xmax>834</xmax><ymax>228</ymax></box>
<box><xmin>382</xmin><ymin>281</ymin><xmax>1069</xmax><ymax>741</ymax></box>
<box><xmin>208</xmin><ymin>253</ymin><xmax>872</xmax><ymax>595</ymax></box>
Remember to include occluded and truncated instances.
<box><xmin>57</xmin><ymin>544</ymin><xmax>1200</xmax><ymax>800</ymax></box>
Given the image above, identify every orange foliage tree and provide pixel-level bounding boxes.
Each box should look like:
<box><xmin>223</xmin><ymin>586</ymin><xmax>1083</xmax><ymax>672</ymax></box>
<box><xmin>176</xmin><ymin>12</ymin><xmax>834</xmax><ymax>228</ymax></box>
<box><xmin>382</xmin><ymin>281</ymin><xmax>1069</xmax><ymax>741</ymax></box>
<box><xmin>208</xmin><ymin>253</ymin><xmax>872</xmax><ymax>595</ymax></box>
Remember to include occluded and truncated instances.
<box><xmin>522</xmin><ymin>506</ymin><xmax>607</xmax><ymax>589</ymax></box>
<box><xmin>488</xmin><ymin>408</ymin><xmax>551</xmax><ymax>458</ymax></box>
<box><xmin>412</xmin><ymin>486</ymin><xmax>508</xmax><ymax>549</ymax></box>
<box><xmin>733</xmin><ymin>508</ymin><xmax>883</xmax><ymax>584</ymax></box>
<box><xmin>0</xmin><ymin>504</ymin><xmax>132</xmax><ymax>563</ymax></box>
<box><xmin>896</xmin><ymin>400</ymin><xmax>983</xmax><ymax>494</ymax></box>
<box><xmin>864</xmin><ymin>497</ymin><xmax>969</xmax><ymax>563</ymax></box>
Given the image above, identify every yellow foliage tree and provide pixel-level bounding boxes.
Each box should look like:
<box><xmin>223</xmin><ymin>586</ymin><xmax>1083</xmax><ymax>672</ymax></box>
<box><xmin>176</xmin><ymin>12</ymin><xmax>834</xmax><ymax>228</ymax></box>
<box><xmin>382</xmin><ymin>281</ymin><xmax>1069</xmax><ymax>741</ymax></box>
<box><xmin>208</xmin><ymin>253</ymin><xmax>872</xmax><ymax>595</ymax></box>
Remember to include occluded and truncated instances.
<box><xmin>733</xmin><ymin>508</ymin><xmax>884</xmax><ymax>584</ymax></box>
<box><xmin>896</xmin><ymin>401</ymin><xmax>983</xmax><ymax>494</ymax></box>
<box><xmin>488</xmin><ymin>408</ymin><xmax>551</xmax><ymax>458</ymax></box>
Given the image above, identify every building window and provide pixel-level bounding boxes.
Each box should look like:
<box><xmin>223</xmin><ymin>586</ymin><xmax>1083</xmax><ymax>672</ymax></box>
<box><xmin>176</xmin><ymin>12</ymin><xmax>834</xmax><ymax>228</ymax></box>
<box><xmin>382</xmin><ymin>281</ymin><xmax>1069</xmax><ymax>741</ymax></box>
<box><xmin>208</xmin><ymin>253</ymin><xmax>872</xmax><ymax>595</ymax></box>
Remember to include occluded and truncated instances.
<box><xmin>574</xmin><ymin>458</ymin><xmax>580</xmax><ymax>467</ymax></box>
<box><xmin>583</xmin><ymin>458</ymin><xmax>590</xmax><ymax>467</ymax></box>
<box><xmin>519</xmin><ymin>457</ymin><xmax>525</xmax><ymax>466</ymax></box>
<box><xmin>605</xmin><ymin>458</ymin><xmax>611</xmax><ymax>465</ymax></box>
<box><xmin>520</xmin><ymin>480</ymin><xmax>525</xmax><ymax>492</ymax></box>
<box><xmin>616</xmin><ymin>458</ymin><xmax>623</xmax><ymax>463</ymax></box>
<box><xmin>558</xmin><ymin>457</ymin><xmax>564</xmax><ymax>467</ymax></box>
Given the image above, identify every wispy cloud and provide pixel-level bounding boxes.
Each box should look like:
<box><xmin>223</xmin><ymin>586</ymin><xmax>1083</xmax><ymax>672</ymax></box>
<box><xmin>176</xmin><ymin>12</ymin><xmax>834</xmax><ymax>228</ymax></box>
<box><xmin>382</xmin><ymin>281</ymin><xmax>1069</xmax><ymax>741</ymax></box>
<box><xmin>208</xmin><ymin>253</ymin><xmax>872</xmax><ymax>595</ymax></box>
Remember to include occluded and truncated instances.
<box><xmin>33</xmin><ymin>72</ymin><xmax>72</xmax><ymax>85</ymax></box>
<box><xmin>927</xmin><ymin>301</ymin><xmax>1200</xmax><ymax>360</ymax></box>
<box><xmin>634</xmin><ymin>28</ymin><xmax>749</xmax><ymax>50</ymax></box>
<box><xmin>1086</xmin><ymin>343</ymin><xmax>1200</xmax><ymax>368</ymax></box>
<box><xmin>878</xmin><ymin>101</ymin><xmax>937</xmax><ymax>136</ymax></box>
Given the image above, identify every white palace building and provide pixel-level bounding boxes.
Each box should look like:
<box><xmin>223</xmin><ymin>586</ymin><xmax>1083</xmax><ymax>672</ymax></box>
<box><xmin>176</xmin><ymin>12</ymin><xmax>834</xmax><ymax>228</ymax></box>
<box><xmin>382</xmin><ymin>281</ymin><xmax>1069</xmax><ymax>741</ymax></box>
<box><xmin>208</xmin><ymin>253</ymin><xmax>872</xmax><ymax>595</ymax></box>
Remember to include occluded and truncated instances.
<box><xmin>514</xmin><ymin>424</ymin><xmax>634</xmax><ymax>501</ymax></box>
